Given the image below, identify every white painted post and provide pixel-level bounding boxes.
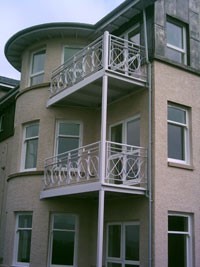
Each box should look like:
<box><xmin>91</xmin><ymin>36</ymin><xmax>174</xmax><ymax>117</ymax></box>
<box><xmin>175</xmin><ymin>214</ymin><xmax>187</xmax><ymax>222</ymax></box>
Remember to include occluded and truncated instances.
<box><xmin>96</xmin><ymin>189</ymin><xmax>105</xmax><ymax>267</ymax></box>
<box><xmin>96</xmin><ymin>31</ymin><xmax>109</xmax><ymax>267</ymax></box>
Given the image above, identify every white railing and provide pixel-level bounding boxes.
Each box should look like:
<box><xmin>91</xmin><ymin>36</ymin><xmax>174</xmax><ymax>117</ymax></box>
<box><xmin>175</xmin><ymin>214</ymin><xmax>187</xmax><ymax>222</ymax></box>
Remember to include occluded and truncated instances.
<box><xmin>43</xmin><ymin>141</ymin><xmax>147</xmax><ymax>190</ymax></box>
<box><xmin>50</xmin><ymin>32</ymin><xmax>147</xmax><ymax>96</ymax></box>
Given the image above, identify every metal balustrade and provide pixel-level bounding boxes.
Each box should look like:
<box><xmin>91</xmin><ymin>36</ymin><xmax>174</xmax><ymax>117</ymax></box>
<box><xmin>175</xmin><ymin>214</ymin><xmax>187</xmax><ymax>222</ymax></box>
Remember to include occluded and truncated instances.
<box><xmin>50</xmin><ymin>32</ymin><xmax>147</xmax><ymax>96</ymax></box>
<box><xmin>43</xmin><ymin>141</ymin><xmax>147</xmax><ymax>191</ymax></box>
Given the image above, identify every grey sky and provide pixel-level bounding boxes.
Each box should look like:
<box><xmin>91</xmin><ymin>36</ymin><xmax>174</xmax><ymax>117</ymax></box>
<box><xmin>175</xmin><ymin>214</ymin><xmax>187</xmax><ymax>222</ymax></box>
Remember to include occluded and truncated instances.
<box><xmin>1</xmin><ymin>0</ymin><xmax>124</xmax><ymax>80</ymax></box>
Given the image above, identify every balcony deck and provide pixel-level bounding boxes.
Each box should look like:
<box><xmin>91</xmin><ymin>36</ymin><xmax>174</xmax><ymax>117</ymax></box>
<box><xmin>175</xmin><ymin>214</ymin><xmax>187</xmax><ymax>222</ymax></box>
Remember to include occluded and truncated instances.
<box><xmin>40</xmin><ymin>141</ymin><xmax>147</xmax><ymax>199</ymax></box>
<box><xmin>47</xmin><ymin>32</ymin><xmax>147</xmax><ymax>107</ymax></box>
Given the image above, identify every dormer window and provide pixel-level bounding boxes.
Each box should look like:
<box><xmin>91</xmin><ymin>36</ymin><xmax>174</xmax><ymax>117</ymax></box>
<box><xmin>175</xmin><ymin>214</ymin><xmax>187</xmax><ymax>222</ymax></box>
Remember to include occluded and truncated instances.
<box><xmin>166</xmin><ymin>18</ymin><xmax>187</xmax><ymax>64</ymax></box>
<box><xmin>30</xmin><ymin>49</ymin><xmax>46</xmax><ymax>86</ymax></box>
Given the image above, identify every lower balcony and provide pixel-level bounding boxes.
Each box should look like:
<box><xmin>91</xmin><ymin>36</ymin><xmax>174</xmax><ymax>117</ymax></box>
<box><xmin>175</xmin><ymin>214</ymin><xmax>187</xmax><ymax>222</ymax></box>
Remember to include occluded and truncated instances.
<box><xmin>41</xmin><ymin>141</ymin><xmax>147</xmax><ymax>198</ymax></box>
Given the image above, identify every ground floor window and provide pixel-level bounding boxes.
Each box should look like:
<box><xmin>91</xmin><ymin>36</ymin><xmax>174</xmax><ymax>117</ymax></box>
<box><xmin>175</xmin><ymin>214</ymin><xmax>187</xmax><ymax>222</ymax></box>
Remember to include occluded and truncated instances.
<box><xmin>106</xmin><ymin>222</ymin><xmax>140</xmax><ymax>267</ymax></box>
<box><xmin>13</xmin><ymin>213</ymin><xmax>33</xmax><ymax>266</ymax></box>
<box><xmin>49</xmin><ymin>213</ymin><xmax>78</xmax><ymax>267</ymax></box>
<box><xmin>168</xmin><ymin>213</ymin><xmax>192</xmax><ymax>267</ymax></box>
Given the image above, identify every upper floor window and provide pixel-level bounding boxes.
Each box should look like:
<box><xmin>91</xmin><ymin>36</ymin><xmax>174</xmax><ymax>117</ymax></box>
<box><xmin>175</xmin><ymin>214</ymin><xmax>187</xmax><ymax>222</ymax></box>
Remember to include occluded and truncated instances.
<box><xmin>63</xmin><ymin>46</ymin><xmax>82</xmax><ymax>63</ymax></box>
<box><xmin>168</xmin><ymin>104</ymin><xmax>190</xmax><ymax>164</ymax></box>
<box><xmin>49</xmin><ymin>213</ymin><xmax>78</xmax><ymax>267</ymax></box>
<box><xmin>166</xmin><ymin>18</ymin><xmax>187</xmax><ymax>64</ymax></box>
<box><xmin>55</xmin><ymin>121</ymin><xmax>82</xmax><ymax>156</ymax></box>
<box><xmin>30</xmin><ymin>49</ymin><xmax>46</xmax><ymax>86</ymax></box>
<box><xmin>168</xmin><ymin>214</ymin><xmax>193</xmax><ymax>267</ymax></box>
<box><xmin>122</xmin><ymin>24</ymin><xmax>140</xmax><ymax>45</ymax></box>
<box><xmin>22</xmin><ymin>122</ymin><xmax>39</xmax><ymax>170</ymax></box>
<box><xmin>13</xmin><ymin>213</ymin><xmax>32</xmax><ymax>266</ymax></box>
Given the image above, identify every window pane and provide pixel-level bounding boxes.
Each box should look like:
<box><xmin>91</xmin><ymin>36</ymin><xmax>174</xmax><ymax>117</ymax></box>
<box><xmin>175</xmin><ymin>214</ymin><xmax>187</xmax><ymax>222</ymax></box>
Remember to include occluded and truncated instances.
<box><xmin>18</xmin><ymin>230</ymin><xmax>32</xmax><ymax>262</ymax></box>
<box><xmin>18</xmin><ymin>215</ymin><xmax>32</xmax><ymax>228</ymax></box>
<box><xmin>54</xmin><ymin>214</ymin><xmax>75</xmax><ymax>230</ymax></box>
<box><xmin>59</xmin><ymin>122</ymin><xmax>80</xmax><ymax>136</ymax></box>
<box><xmin>168</xmin><ymin>216</ymin><xmax>188</xmax><ymax>232</ymax></box>
<box><xmin>64</xmin><ymin>47</ymin><xmax>81</xmax><ymax>62</ymax></box>
<box><xmin>166</xmin><ymin>47</ymin><xmax>183</xmax><ymax>64</ymax></box>
<box><xmin>125</xmin><ymin>225</ymin><xmax>139</xmax><ymax>261</ymax></box>
<box><xmin>31</xmin><ymin>73</ymin><xmax>44</xmax><ymax>86</ymax></box>
<box><xmin>25</xmin><ymin>139</ymin><xmax>38</xmax><ymax>168</ymax></box>
<box><xmin>52</xmin><ymin>231</ymin><xmax>75</xmax><ymax>265</ymax></box>
<box><xmin>167</xmin><ymin>22</ymin><xmax>183</xmax><ymax>48</ymax></box>
<box><xmin>108</xmin><ymin>225</ymin><xmax>121</xmax><ymax>258</ymax></box>
<box><xmin>107</xmin><ymin>263</ymin><xmax>122</xmax><ymax>267</ymax></box>
<box><xmin>32</xmin><ymin>50</ymin><xmax>45</xmax><ymax>74</ymax></box>
<box><xmin>111</xmin><ymin>124</ymin><xmax>122</xmax><ymax>144</ymax></box>
<box><xmin>168</xmin><ymin>234</ymin><xmax>187</xmax><ymax>267</ymax></box>
<box><xmin>58</xmin><ymin>137</ymin><xmax>79</xmax><ymax>154</ymax></box>
<box><xmin>168</xmin><ymin>106</ymin><xmax>186</xmax><ymax>124</ymax></box>
<box><xmin>168</xmin><ymin>123</ymin><xmax>185</xmax><ymax>160</ymax></box>
<box><xmin>127</xmin><ymin>118</ymin><xmax>140</xmax><ymax>147</ymax></box>
<box><xmin>26</xmin><ymin>124</ymin><xmax>39</xmax><ymax>138</ymax></box>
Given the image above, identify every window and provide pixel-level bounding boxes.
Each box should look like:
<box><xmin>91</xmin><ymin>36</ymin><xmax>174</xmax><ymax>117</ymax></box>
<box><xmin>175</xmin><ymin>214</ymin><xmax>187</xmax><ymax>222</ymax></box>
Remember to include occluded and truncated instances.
<box><xmin>30</xmin><ymin>49</ymin><xmax>46</xmax><ymax>86</ymax></box>
<box><xmin>49</xmin><ymin>213</ymin><xmax>78</xmax><ymax>267</ymax></box>
<box><xmin>22</xmin><ymin>122</ymin><xmax>39</xmax><ymax>170</ymax></box>
<box><xmin>168</xmin><ymin>104</ymin><xmax>189</xmax><ymax>163</ymax></box>
<box><xmin>0</xmin><ymin>114</ymin><xmax>4</xmax><ymax>132</ymax></box>
<box><xmin>106</xmin><ymin>222</ymin><xmax>140</xmax><ymax>267</ymax></box>
<box><xmin>168</xmin><ymin>214</ymin><xmax>192</xmax><ymax>267</ymax></box>
<box><xmin>13</xmin><ymin>213</ymin><xmax>32</xmax><ymax>266</ymax></box>
<box><xmin>122</xmin><ymin>24</ymin><xmax>140</xmax><ymax>45</ymax></box>
<box><xmin>56</xmin><ymin>121</ymin><xmax>81</xmax><ymax>156</ymax></box>
<box><xmin>166</xmin><ymin>18</ymin><xmax>187</xmax><ymax>64</ymax></box>
<box><xmin>63</xmin><ymin>46</ymin><xmax>82</xmax><ymax>63</ymax></box>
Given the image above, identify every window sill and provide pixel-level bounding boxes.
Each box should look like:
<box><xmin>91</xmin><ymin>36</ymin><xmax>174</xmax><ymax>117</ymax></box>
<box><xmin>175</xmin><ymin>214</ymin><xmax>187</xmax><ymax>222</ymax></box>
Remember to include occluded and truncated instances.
<box><xmin>168</xmin><ymin>161</ymin><xmax>194</xmax><ymax>170</ymax></box>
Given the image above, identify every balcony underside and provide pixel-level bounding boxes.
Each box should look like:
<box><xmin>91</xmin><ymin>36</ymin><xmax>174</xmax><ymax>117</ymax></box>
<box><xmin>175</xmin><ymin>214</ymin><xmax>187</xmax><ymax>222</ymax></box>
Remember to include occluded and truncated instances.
<box><xmin>47</xmin><ymin>70</ymin><xmax>147</xmax><ymax>108</ymax></box>
<box><xmin>40</xmin><ymin>181</ymin><xmax>146</xmax><ymax>199</ymax></box>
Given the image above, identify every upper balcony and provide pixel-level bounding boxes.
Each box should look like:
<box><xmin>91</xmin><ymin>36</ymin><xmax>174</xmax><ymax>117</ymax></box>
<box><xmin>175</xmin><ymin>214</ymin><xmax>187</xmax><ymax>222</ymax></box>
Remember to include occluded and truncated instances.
<box><xmin>40</xmin><ymin>141</ymin><xmax>147</xmax><ymax>199</ymax></box>
<box><xmin>47</xmin><ymin>32</ymin><xmax>147</xmax><ymax>107</ymax></box>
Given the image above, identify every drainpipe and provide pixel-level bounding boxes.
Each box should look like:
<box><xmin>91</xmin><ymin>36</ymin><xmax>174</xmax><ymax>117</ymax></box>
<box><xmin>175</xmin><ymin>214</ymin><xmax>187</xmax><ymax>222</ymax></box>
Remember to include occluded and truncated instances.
<box><xmin>96</xmin><ymin>31</ymin><xmax>109</xmax><ymax>267</ymax></box>
<box><xmin>143</xmin><ymin>8</ymin><xmax>153</xmax><ymax>267</ymax></box>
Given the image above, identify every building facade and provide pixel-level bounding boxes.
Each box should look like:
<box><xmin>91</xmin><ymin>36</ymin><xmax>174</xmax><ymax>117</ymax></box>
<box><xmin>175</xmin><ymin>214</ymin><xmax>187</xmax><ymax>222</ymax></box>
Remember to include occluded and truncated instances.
<box><xmin>0</xmin><ymin>0</ymin><xmax>200</xmax><ymax>267</ymax></box>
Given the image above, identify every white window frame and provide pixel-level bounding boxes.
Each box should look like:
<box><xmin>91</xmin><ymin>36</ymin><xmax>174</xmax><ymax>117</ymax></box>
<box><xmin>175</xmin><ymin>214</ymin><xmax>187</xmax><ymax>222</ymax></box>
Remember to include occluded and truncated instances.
<box><xmin>167</xmin><ymin>104</ymin><xmax>190</xmax><ymax>164</ymax></box>
<box><xmin>55</xmin><ymin>120</ymin><xmax>82</xmax><ymax>156</ymax></box>
<box><xmin>48</xmin><ymin>213</ymin><xmax>78</xmax><ymax>267</ymax></box>
<box><xmin>13</xmin><ymin>213</ymin><xmax>33</xmax><ymax>267</ymax></box>
<box><xmin>166</xmin><ymin>19</ymin><xmax>187</xmax><ymax>64</ymax></box>
<box><xmin>21</xmin><ymin>121</ymin><xmax>39</xmax><ymax>171</ymax></box>
<box><xmin>62</xmin><ymin>45</ymin><xmax>83</xmax><ymax>64</ymax></box>
<box><xmin>106</xmin><ymin>221</ymin><xmax>140</xmax><ymax>267</ymax></box>
<box><xmin>30</xmin><ymin>48</ymin><xmax>46</xmax><ymax>86</ymax></box>
<box><xmin>168</xmin><ymin>213</ymin><xmax>193</xmax><ymax>267</ymax></box>
<box><xmin>109</xmin><ymin>115</ymin><xmax>141</xmax><ymax>146</ymax></box>
<box><xmin>121</xmin><ymin>23</ymin><xmax>140</xmax><ymax>45</ymax></box>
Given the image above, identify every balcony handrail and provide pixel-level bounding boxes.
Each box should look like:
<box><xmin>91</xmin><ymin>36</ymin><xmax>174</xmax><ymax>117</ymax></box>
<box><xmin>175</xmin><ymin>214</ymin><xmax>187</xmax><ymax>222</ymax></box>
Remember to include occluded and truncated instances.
<box><xmin>49</xmin><ymin>32</ymin><xmax>147</xmax><ymax>96</ymax></box>
<box><xmin>43</xmin><ymin>141</ymin><xmax>147</xmax><ymax>190</ymax></box>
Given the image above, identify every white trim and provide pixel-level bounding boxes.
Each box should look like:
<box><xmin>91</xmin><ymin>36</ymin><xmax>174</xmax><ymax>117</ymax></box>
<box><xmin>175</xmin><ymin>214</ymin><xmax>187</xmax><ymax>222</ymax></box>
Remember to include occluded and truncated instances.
<box><xmin>48</xmin><ymin>213</ymin><xmax>79</xmax><ymax>267</ymax></box>
<box><xmin>168</xmin><ymin>213</ymin><xmax>193</xmax><ymax>267</ymax></box>
<box><xmin>29</xmin><ymin>48</ymin><xmax>46</xmax><ymax>86</ymax></box>
<box><xmin>13</xmin><ymin>212</ymin><xmax>33</xmax><ymax>267</ymax></box>
<box><xmin>54</xmin><ymin>120</ymin><xmax>83</xmax><ymax>156</ymax></box>
<box><xmin>20</xmin><ymin>121</ymin><xmax>39</xmax><ymax>171</ymax></box>
<box><xmin>166</xmin><ymin>19</ymin><xmax>187</xmax><ymax>64</ymax></box>
<box><xmin>167</xmin><ymin>104</ymin><xmax>190</xmax><ymax>164</ymax></box>
<box><xmin>62</xmin><ymin>45</ymin><xmax>84</xmax><ymax>64</ymax></box>
<box><xmin>106</xmin><ymin>221</ymin><xmax>140</xmax><ymax>267</ymax></box>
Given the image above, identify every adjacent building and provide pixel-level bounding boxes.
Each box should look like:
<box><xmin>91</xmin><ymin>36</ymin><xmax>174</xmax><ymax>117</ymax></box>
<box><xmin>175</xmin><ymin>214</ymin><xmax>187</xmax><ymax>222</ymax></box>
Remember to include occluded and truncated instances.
<box><xmin>0</xmin><ymin>0</ymin><xmax>200</xmax><ymax>266</ymax></box>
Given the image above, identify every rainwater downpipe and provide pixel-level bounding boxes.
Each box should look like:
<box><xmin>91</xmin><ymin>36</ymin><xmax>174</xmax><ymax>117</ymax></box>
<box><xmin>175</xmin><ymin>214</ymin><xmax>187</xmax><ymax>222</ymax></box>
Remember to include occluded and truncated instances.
<box><xmin>143</xmin><ymin>8</ymin><xmax>153</xmax><ymax>267</ymax></box>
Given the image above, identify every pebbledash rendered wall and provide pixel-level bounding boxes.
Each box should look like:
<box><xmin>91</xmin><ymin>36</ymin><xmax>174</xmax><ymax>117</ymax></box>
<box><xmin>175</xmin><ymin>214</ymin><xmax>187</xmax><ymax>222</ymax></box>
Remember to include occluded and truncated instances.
<box><xmin>2</xmin><ymin>33</ymin><xmax>150</xmax><ymax>266</ymax></box>
<box><xmin>152</xmin><ymin>61</ymin><xmax>200</xmax><ymax>267</ymax></box>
